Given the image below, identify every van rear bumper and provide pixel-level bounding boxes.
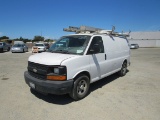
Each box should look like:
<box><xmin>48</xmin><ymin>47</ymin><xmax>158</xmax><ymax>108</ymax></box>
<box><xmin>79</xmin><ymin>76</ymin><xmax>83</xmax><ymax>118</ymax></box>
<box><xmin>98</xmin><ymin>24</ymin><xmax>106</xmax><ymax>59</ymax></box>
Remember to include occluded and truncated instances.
<box><xmin>24</xmin><ymin>71</ymin><xmax>73</xmax><ymax>95</ymax></box>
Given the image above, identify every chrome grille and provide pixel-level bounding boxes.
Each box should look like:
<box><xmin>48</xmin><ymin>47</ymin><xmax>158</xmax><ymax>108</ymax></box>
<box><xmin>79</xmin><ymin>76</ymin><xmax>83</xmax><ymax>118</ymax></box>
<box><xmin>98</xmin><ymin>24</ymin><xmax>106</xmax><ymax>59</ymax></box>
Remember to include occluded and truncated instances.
<box><xmin>28</xmin><ymin>62</ymin><xmax>48</xmax><ymax>80</ymax></box>
<box><xmin>28</xmin><ymin>62</ymin><xmax>48</xmax><ymax>71</ymax></box>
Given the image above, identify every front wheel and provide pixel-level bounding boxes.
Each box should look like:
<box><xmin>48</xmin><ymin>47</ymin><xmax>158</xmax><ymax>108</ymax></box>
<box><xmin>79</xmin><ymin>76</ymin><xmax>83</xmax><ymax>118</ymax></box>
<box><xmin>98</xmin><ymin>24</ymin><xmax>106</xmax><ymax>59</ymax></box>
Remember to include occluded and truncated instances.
<box><xmin>69</xmin><ymin>74</ymin><xmax>90</xmax><ymax>100</ymax></box>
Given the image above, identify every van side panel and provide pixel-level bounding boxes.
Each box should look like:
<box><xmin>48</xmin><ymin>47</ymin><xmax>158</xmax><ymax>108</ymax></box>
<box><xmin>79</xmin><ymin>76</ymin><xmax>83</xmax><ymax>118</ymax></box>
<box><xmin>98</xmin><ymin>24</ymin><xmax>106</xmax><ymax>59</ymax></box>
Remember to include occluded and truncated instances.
<box><xmin>116</xmin><ymin>37</ymin><xmax>130</xmax><ymax>65</ymax></box>
<box><xmin>102</xmin><ymin>36</ymin><xmax>122</xmax><ymax>72</ymax></box>
<box><xmin>102</xmin><ymin>36</ymin><xmax>130</xmax><ymax>75</ymax></box>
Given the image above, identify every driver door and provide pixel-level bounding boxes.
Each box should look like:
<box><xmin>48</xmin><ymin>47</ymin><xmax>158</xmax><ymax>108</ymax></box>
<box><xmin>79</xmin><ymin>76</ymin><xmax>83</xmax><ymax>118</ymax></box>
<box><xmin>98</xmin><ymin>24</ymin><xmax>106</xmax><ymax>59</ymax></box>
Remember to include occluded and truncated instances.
<box><xmin>87</xmin><ymin>36</ymin><xmax>111</xmax><ymax>82</ymax></box>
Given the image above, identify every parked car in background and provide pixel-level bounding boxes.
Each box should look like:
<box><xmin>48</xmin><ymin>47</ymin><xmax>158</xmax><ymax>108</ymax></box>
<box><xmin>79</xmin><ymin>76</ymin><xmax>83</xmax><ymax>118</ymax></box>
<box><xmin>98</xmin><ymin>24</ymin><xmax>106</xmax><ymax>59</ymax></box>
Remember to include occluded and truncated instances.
<box><xmin>0</xmin><ymin>42</ymin><xmax>11</xmax><ymax>52</ymax></box>
<box><xmin>44</xmin><ymin>43</ymin><xmax>50</xmax><ymax>49</ymax></box>
<box><xmin>11</xmin><ymin>44</ymin><xmax>28</xmax><ymax>53</ymax></box>
<box><xmin>14</xmin><ymin>41</ymin><xmax>24</xmax><ymax>45</ymax></box>
<box><xmin>33</xmin><ymin>43</ymin><xmax>46</xmax><ymax>52</ymax></box>
<box><xmin>130</xmin><ymin>44</ymin><xmax>139</xmax><ymax>49</ymax></box>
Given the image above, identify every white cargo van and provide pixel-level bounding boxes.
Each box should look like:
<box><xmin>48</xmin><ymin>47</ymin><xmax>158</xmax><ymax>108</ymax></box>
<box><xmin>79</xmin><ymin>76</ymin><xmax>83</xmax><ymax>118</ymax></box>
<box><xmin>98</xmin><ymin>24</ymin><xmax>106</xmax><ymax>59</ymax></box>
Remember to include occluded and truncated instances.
<box><xmin>24</xmin><ymin>26</ymin><xmax>130</xmax><ymax>100</ymax></box>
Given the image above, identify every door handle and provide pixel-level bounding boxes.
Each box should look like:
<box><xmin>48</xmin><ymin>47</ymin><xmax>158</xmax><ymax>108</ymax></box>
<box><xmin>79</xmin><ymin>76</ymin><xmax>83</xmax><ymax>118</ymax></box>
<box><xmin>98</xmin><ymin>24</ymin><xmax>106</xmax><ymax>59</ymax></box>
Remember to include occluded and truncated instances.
<box><xmin>105</xmin><ymin>54</ymin><xmax>107</xmax><ymax>60</ymax></box>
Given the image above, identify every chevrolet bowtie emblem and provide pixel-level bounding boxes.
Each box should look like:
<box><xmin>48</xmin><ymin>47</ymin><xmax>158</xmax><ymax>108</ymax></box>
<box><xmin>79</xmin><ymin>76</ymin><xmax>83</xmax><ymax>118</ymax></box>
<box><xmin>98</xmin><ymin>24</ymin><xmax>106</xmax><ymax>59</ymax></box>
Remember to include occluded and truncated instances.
<box><xmin>33</xmin><ymin>68</ymin><xmax>37</xmax><ymax>73</ymax></box>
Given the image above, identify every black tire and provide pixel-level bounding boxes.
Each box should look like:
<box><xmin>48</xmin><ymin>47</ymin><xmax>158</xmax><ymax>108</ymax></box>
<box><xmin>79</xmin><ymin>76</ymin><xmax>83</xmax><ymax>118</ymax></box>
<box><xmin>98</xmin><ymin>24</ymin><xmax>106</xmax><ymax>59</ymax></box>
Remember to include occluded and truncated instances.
<box><xmin>0</xmin><ymin>48</ymin><xmax>3</xmax><ymax>53</ymax></box>
<box><xmin>7</xmin><ymin>47</ymin><xmax>10</xmax><ymax>51</ymax></box>
<box><xmin>69</xmin><ymin>74</ymin><xmax>90</xmax><ymax>100</ymax></box>
<box><xmin>118</xmin><ymin>61</ymin><xmax>127</xmax><ymax>76</ymax></box>
<box><xmin>23</xmin><ymin>49</ymin><xmax>24</xmax><ymax>53</ymax></box>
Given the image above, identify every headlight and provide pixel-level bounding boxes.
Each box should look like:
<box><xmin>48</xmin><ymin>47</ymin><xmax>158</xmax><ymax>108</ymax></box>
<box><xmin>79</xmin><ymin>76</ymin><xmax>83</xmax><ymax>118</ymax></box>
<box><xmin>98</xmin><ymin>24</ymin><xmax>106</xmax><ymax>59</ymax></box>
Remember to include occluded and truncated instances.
<box><xmin>49</xmin><ymin>66</ymin><xmax>66</xmax><ymax>75</ymax></box>
<box><xmin>47</xmin><ymin>66</ymin><xmax>67</xmax><ymax>81</ymax></box>
<box><xmin>54</xmin><ymin>68</ymin><xmax>59</xmax><ymax>74</ymax></box>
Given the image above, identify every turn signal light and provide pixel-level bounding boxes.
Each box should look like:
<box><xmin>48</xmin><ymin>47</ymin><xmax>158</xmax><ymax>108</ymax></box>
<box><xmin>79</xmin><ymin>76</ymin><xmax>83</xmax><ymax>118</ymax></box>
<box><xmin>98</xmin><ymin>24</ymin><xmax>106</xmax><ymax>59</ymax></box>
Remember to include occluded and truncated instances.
<box><xmin>47</xmin><ymin>75</ymin><xmax>66</xmax><ymax>81</ymax></box>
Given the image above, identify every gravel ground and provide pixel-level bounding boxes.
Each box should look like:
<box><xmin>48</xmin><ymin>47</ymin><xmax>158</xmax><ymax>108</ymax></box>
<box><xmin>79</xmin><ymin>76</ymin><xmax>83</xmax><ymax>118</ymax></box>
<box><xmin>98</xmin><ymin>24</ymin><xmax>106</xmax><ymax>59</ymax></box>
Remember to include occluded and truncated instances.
<box><xmin>0</xmin><ymin>48</ymin><xmax>160</xmax><ymax>120</ymax></box>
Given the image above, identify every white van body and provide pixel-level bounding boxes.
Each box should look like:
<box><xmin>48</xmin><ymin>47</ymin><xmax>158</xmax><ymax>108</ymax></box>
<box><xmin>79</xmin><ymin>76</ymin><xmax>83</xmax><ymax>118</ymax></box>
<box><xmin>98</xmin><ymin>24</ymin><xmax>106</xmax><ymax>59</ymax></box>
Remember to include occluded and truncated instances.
<box><xmin>24</xmin><ymin>33</ymin><xmax>130</xmax><ymax>100</ymax></box>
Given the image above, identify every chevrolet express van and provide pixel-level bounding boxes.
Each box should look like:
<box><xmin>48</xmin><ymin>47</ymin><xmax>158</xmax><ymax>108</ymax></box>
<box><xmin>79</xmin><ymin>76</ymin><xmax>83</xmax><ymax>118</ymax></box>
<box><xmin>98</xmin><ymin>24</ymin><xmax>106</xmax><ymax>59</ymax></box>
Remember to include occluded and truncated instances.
<box><xmin>24</xmin><ymin>26</ymin><xmax>130</xmax><ymax>100</ymax></box>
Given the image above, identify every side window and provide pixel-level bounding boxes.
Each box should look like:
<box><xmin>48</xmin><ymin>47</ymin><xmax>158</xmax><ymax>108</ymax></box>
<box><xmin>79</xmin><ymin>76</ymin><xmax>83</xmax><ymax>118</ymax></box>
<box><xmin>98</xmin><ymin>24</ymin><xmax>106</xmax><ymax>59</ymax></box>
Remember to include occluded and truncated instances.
<box><xmin>87</xmin><ymin>36</ymin><xmax>104</xmax><ymax>54</ymax></box>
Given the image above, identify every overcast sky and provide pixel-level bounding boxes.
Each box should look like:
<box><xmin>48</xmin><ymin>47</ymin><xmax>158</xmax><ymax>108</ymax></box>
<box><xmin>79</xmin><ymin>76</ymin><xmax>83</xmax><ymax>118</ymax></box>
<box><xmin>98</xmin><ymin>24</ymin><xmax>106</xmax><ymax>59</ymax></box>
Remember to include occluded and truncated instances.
<box><xmin>0</xmin><ymin>0</ymin><xmax>160</xmax><ymax>39</ymax></box>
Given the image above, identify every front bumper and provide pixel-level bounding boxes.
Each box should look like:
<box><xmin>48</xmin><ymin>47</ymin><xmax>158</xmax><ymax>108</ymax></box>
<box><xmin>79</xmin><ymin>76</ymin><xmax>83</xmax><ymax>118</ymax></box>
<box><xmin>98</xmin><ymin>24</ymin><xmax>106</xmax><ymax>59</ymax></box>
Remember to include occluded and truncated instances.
<box><xmin>38</xmin><ymin>48</ymin><xmax>46</xmax><ymax>52</ymax></box>
<box><xmin>11</xmin><ymin>50</ymin><xmax>23</xmax><ymax>52</ymax></box>
<box><xmin>24</xmin><ymin>71</ymin><xmax>73</xmax><ymax>95</ymax></box>
<box><xmin>11</xmin><ymin>49</ymin><xmax>23</xmax><ymax>52</ymax></box>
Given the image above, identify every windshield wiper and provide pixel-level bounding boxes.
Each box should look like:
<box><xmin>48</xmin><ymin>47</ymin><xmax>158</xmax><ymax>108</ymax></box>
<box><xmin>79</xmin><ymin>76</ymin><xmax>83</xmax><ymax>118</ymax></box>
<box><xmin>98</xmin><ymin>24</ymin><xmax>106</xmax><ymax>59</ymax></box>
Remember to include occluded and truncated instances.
<box><xmin>48</xmin><ymin>50</ymin><xmax>55</xmax><ymax>53</ymax></box>
<box><xmin>50</xmin><ymin>49</ymin><xmax>71</xmax><ymax>54</ymax></box>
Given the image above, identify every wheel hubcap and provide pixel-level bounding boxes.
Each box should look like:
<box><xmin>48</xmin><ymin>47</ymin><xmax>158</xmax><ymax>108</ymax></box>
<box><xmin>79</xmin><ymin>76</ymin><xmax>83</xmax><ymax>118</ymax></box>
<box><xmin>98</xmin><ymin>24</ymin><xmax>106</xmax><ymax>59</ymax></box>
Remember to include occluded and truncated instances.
<box><xmin>77</xmin><ymin>80</ymin><xmax>87</xmax><ymax>95</ymax></box>
<box><xmin>122</xmin><ymin>64</ymin><xmax>127</xmax><ymax>74</ymax></box>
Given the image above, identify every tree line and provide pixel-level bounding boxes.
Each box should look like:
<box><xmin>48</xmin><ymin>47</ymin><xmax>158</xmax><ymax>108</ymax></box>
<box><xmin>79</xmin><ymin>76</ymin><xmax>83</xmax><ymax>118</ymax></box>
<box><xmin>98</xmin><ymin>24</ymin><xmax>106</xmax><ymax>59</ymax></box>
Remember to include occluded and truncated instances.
<box><xmin>0</xmin><ymin>36</ymin><xmax>56</xmax><ymax>43</ymax></box>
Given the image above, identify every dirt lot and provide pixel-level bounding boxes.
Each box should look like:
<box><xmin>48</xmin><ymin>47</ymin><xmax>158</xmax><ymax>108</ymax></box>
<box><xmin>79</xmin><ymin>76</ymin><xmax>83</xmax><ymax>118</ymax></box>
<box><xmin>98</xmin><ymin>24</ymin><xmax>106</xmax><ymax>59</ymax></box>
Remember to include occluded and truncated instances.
<box><xmin>0</xmin><ymin>48</ymin><xmax>160</xmax><ymax>120</ymax></box>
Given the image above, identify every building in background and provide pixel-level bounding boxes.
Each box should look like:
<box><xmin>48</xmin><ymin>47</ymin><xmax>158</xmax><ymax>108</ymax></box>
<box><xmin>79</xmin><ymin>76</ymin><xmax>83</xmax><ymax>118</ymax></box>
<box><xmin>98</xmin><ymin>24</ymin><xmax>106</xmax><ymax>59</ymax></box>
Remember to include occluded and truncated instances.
<box><xmin>128</xmin><ymin>31</ymin><xmax>160</xmax><ymax>47</ymax></box>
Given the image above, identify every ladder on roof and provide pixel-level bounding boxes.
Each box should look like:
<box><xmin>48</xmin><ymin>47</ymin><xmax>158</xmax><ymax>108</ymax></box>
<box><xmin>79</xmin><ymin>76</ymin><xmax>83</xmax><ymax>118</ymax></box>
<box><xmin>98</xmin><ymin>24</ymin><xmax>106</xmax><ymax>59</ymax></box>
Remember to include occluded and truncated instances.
<box><xmin>63</xmin><ymin>26</ymin><xmax>102</xmax><ymax>33</ymax></box>
<box><xmin>63</xmin><ymin>25</ymin><xmax>130</xmax><ymax>37</ymax></box>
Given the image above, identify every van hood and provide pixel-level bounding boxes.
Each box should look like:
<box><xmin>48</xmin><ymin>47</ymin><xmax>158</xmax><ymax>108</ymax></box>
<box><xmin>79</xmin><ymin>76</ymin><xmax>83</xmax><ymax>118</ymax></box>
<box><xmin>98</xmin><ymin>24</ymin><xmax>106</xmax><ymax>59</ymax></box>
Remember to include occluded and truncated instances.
<box><xmin>29</xmin><ymin>52</ymin><xmax>76</xmax><ymax>65</ymax></box>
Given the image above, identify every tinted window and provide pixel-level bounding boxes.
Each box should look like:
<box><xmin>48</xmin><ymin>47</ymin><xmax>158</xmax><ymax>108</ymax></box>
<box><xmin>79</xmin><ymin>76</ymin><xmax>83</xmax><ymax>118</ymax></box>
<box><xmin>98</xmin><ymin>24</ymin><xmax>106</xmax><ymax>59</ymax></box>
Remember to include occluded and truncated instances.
<box><xmin>88</xmin><ymin>36</ymin><xmax>104</xmax><ymax>54</ymax></box>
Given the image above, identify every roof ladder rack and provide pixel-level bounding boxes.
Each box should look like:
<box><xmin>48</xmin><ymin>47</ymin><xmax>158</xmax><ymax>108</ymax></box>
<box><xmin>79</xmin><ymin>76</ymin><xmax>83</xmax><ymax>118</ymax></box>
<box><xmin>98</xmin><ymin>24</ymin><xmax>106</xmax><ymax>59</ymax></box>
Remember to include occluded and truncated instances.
<box><xmin>63</xmin><ymin>26</ymin><xmax>102</xmax><ymax>33</ymax></box>
<box><xmin>63</xmin><ymin>25</ymin><xmax>130</xmax><ymax>37</ymax></box>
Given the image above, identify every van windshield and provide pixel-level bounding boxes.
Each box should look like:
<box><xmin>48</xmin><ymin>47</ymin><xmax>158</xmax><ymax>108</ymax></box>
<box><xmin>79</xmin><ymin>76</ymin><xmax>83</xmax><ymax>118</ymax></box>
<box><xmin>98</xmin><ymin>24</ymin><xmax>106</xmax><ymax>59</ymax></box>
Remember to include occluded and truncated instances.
<box><xmin>49</xmin><ymin>35</ymin><xmax>91</xmax><ymax>55</ymax></box>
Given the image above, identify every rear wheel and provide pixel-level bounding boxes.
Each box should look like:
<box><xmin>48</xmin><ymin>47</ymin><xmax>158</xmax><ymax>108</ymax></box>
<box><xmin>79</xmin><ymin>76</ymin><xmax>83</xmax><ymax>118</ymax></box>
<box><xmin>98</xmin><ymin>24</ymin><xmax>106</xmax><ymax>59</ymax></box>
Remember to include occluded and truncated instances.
<box><xmin>69</xmin><ymin>74</ymin><xmax>90</xmax><ymax>100</ymax></box>
<box><xmin>118</xmin><ymin>61</ymin><xmax>127</xmax><ymax>76</ymax></box>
